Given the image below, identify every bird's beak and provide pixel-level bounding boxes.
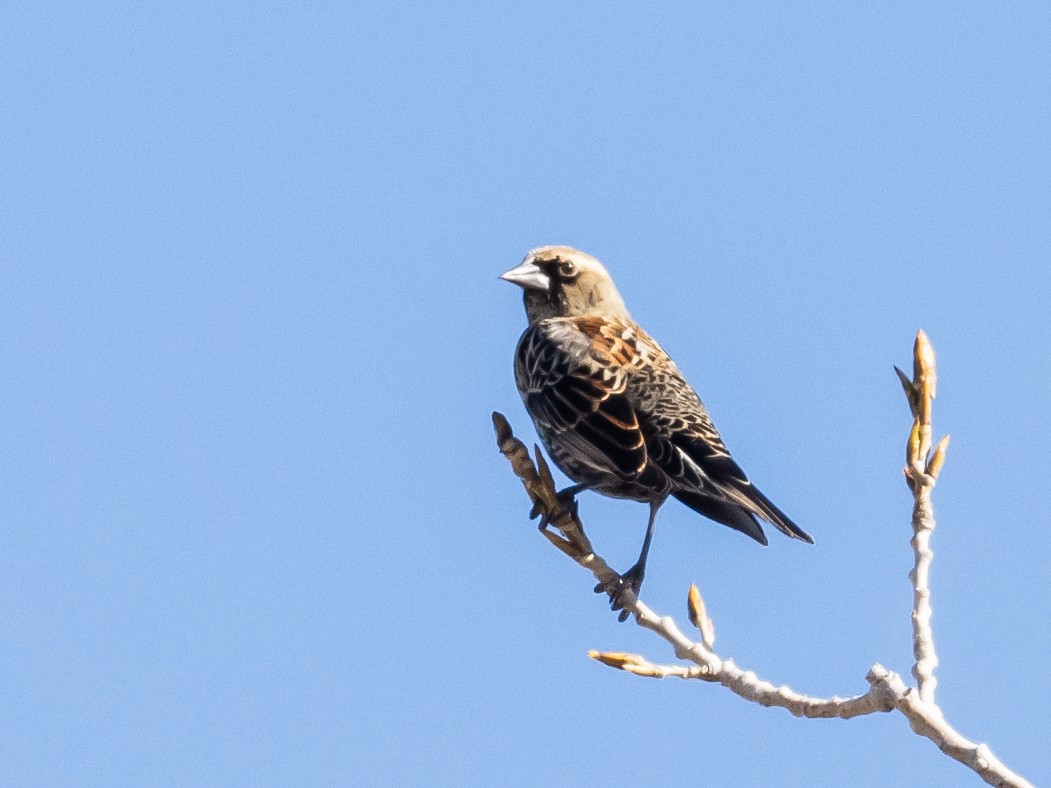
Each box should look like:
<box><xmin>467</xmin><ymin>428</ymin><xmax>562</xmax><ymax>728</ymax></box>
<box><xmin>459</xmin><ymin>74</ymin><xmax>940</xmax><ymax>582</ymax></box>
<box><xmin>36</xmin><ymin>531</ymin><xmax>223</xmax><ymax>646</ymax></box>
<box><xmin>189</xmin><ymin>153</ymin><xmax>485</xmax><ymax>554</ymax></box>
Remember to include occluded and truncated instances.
<box><xmin>500</xmin><ymin>260</ymin><xmax>550</xmax><ymax>291</ymax></box>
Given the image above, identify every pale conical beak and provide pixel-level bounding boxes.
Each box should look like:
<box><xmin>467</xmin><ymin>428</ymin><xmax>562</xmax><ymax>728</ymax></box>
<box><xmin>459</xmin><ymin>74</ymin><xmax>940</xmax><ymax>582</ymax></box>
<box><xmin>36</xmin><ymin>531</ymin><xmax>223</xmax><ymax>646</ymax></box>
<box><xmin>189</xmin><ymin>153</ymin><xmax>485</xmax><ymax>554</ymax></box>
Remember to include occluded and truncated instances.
<box><xmin>500</xmin><ymin>260</ymin><xmax>550</xmax><ymax>291</ymax></box>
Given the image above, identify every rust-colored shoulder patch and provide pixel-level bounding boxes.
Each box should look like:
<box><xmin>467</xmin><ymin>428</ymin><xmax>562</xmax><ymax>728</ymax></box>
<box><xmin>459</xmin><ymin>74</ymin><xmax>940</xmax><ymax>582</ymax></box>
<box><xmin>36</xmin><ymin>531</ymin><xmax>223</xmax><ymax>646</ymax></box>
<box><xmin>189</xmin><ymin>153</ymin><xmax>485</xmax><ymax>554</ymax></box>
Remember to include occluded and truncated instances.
<box><xmin>573</xmin><ymin>316</ymin><xmax>638</xmax><ymax>366</ymax></box>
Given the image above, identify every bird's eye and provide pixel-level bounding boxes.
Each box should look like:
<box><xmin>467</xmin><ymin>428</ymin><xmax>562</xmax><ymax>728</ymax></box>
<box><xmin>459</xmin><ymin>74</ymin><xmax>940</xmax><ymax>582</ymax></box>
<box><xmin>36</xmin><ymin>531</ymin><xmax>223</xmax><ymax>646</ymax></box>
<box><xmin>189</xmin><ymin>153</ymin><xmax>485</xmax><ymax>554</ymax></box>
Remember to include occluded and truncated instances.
<box><xmin>558</xmin><ymin>261</ymin><xmax>578</xmax><ymax>279</ymax></box>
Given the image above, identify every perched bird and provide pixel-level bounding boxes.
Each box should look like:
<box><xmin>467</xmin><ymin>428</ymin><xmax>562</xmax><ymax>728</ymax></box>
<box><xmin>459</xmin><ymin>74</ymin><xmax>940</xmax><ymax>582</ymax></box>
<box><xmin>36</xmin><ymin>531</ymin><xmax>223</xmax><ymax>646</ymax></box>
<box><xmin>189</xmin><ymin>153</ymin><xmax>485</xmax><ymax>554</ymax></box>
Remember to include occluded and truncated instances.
<box><xmin>502</xmin><ymin>246</ymin><xmax>812</xmax><ymax>618</ymax></box>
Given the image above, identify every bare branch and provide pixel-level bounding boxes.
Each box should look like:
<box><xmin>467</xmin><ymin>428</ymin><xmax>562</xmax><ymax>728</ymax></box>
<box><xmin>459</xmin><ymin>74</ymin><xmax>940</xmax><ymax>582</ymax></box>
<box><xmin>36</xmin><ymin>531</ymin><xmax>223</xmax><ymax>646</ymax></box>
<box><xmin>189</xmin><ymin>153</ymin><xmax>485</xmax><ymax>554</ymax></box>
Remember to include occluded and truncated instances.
<box><xmin>495</xmin><ymin>412</ymin><xmax>885</xmax><ymax>720</ymax></box>
<box><xmin>869</xmin><ymin>663</ymin><xmax>1033</xmax><ymax>787</ymax></box>
<box><xmin>492</xmin><ymin>411</ymin><xmax>623</xmax><ymax>601</ymax></box>
<box><xmin>902</xmin><ymin>329</ymin><xmax>942</xmax><ymax>706</ymax></box>
<box><xmin>493</xmin><ymin>330</ymin><xmax>1033</xmax><ymax>786</ymax></box>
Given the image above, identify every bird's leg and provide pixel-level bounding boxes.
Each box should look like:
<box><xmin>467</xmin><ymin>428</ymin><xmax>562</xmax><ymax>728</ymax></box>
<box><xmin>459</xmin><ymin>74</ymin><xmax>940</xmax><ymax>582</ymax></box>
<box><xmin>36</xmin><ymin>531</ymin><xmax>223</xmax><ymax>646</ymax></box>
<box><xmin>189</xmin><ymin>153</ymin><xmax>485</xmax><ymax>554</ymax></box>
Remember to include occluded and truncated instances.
<box><xmin>623</xmin><ymin>498</ymin><xmax>661</xmax><ymax>591</ymax></box>
<box><xmin>556</xmin><ymin>482</ymin><xmax>592</xmax><ymax>516</ymax></box>
<box><xmin>597</xmin><ymin>498</ymin><xmax>665</xmax><ymax>622</ymax></box>
<box><xmin>533</xmin><ymin>482</ymin><xmax>593</xmax><ymax>530</ymax></box>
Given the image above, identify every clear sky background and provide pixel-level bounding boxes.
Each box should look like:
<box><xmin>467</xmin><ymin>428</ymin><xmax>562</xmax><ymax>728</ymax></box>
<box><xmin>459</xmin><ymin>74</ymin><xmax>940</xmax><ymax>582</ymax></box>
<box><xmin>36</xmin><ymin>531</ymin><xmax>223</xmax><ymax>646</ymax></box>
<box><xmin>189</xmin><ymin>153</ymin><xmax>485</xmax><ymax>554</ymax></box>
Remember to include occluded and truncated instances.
<box><xmin>2</xmin><ymin>3</ymin><xmax>1049</xmax><ymax>786</ymax></box>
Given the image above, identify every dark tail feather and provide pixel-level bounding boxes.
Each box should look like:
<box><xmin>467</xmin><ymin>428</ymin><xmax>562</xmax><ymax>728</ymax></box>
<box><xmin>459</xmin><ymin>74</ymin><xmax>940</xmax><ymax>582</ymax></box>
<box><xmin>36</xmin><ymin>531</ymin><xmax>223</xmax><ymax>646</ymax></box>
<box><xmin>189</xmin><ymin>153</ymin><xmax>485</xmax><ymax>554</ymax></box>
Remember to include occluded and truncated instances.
<box><xmin>673</xmin><ymin>490</ymin><xmax>769</xmax><ymax>545</ymax></box>
<box><xmin>746</xmin><ymin>485</ymin><xmax>814</xmax><ymax>544</ymax></box>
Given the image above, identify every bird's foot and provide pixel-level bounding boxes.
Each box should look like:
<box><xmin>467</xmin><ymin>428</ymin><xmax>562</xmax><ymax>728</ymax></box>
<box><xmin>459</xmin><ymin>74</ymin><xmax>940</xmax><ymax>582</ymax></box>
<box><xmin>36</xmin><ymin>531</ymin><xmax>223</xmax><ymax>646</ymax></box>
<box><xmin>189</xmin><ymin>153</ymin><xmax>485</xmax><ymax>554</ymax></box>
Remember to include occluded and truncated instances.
<box><xmin>594</xmin><ymin>563</ymin><xmax>644</xmax><ymax>623</ymax></box>
<box><xmin>530</xmin><ymin>485</ymin><xmax>583</xmax><ymax>531</ymax></box>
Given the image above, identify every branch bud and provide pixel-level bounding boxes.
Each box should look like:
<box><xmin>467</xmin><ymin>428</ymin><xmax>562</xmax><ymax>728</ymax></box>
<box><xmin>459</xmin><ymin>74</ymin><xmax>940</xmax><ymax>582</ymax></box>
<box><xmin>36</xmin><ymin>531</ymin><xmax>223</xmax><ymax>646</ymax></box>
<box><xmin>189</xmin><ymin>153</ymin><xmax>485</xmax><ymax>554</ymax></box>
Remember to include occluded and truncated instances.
<box><xmin>588</xmin><ymin>651</ymin><xmax>643</xmax><ymax>670</ymax></box>
<box><xmin>688</xmin><ymin>583</ymin><xmax>716</xmax><ymax>649</ymax></box>
<box><xmin>541</xmin><ymin>528</ymin><xmax>583</xmax><ymax>559</ymax></box>
<box><xmin>894</xmin><ymin>366</ymin><xmax>919</xmax><ymax>416</ymax></box>
<box><xmin>913</xmin><ymin>330</ymin><xmax>937</xmax><ymax>391</ymax></box>
<box><xmin>534</xmin><ymin>445</ymin><xmax>555</xmax><ymax>491</ymax></box>
<box><xmin>927</xmin><ymin>434</ymin><xmax>951</xmax><ymax>479</ymax></box>
<box><xmin>907</xmin><ymin>419</ymin><xmax>922</xmax><ymax>466</ymax></box>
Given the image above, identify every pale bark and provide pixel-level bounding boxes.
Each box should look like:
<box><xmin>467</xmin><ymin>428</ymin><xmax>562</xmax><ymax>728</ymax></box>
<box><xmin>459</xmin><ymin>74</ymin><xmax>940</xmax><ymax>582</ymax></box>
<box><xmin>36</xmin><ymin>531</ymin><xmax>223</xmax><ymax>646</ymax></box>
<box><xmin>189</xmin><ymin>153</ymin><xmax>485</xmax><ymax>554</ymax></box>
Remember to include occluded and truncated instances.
<box><xmin>493</xmin><ymin>332</ymin><xmax>1032</xmax><ymax>788</ymax></box>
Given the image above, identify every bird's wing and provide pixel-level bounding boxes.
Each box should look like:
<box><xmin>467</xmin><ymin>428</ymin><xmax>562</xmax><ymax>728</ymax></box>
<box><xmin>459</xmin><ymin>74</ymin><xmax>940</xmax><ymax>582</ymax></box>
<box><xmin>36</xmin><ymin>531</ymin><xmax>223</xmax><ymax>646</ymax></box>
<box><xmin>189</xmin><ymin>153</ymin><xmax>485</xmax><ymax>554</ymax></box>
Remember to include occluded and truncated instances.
<box><xmin>620</xmin><ymin>326</ymin><xmax>813</xmax><ymax>543</ymax></box>
<box><xmin>515</xmin><ymin>318</ymin><xmax>648</xmax><ymax>480</ymax></box>
<box><xmin>665</xmin><ymin>416</ymin><xmax>811</xmax><ymax>541</ymax></box>
<box><xmin>615</xmin><ymin>330</ymin><xmax>748</xmax><ymax>497</ymax></box>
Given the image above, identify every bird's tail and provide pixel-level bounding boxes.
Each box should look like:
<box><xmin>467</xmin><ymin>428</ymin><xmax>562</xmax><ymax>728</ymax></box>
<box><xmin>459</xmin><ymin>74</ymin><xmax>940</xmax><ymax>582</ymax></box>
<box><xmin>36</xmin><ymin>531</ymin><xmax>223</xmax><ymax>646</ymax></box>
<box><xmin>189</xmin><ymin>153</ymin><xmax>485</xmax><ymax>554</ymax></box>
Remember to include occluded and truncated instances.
<box><xmin>673</xmin><ymin>490</ymin><xmax>769</xmax><ymax>545</ymax></box>
<box><xmin>746</xmin><ymin>485</ymin><xmax>814</xmax><ymax>544</ymax></box>
<box><xmin>673</xmin><ymin>485</ymin><xmax>813</xmax><ymax>546</ymax></box>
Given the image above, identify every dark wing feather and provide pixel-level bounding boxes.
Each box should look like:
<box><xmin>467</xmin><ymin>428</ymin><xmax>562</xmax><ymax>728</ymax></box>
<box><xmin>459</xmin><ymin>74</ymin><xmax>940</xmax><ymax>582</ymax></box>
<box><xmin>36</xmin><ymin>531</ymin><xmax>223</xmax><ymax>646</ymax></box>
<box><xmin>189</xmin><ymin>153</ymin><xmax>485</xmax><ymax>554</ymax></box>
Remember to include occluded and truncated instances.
<box><xmin>516</xmin><ymin>321</ymin><xmax>647</xmax><ymax>480</ymax></box>
<box><xmin>666</xmin><ymin>431</ymin><xmax>813</xmax><ymax>543</ymax></box>
<box><xmin>617</xmin><ymin>326</ymin><xmax>814</xmax><ymax>544</ymax></box>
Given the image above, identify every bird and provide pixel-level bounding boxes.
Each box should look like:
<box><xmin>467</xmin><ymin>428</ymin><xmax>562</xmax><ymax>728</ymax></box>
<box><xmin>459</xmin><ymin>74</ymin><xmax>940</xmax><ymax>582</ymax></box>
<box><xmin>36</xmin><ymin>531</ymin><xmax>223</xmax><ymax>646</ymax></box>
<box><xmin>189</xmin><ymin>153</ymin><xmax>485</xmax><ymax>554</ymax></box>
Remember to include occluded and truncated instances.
<box><xmin>501</xmin><ymin>245</ymin><xmax>812</xmax><ymax>619</ymax></box>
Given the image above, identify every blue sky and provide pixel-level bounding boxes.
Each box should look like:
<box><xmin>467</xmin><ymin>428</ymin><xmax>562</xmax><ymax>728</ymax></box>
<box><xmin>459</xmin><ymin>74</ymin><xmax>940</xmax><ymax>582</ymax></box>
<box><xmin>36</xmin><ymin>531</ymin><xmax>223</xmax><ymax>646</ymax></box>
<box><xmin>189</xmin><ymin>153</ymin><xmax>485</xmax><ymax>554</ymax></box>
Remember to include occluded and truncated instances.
<box><xmin>2</xmin><ymin>3</ymin><xmax>1049</xmax><ymax>786</ymax></box>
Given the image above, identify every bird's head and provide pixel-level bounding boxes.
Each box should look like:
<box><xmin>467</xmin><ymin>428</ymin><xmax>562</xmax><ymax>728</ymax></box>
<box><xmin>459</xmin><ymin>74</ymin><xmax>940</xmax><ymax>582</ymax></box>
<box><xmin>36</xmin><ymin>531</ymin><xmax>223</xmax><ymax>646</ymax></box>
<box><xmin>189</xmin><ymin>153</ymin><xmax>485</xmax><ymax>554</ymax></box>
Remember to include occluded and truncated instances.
<box><xmin>501</xmin><ymin>246</ymin><xmax>630</xmax><ymax>323</ymax></box>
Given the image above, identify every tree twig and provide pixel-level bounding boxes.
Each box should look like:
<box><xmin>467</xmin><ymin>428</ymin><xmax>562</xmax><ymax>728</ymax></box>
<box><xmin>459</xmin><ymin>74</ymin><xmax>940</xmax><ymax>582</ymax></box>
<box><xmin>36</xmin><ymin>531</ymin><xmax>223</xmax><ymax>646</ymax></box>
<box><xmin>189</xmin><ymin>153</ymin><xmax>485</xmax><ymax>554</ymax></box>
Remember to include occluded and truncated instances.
<box><xmin>493</xmin><ymin>331</ymin><xmax>1032</xmax><ymax>787</ymax></box>
<box><xmin>895</xmin><ymin>329</ymin><xmax>946</xmax><ymax>705</ymax></box>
